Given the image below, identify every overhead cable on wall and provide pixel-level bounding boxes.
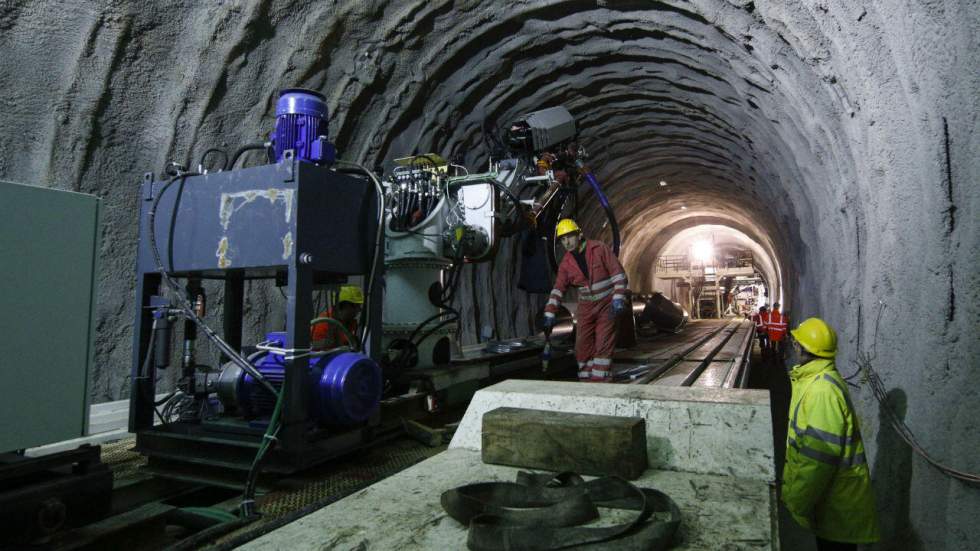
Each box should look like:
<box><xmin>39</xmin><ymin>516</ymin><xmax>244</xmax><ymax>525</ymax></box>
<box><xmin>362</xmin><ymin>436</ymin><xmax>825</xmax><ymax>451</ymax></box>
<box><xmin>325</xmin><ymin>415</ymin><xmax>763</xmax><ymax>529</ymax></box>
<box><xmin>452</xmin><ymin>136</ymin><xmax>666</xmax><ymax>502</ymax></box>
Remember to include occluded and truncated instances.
<box><xmin>850</xmin><ymin>302</ymin><xmax>980</xmax><ymax>485</ymax></box>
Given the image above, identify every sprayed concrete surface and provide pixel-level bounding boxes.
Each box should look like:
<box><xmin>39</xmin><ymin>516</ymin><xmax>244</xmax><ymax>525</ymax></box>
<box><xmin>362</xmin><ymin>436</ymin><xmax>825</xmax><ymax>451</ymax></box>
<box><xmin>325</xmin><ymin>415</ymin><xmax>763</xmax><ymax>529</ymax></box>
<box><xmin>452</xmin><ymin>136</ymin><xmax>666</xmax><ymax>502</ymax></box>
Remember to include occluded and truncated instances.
<box><xmin>242</xmin><ymin>380</ymin><xmax>777</xmax><ymax>550</ymax></box>
<box><xmin>0</xmin><ymin>1</ymin><xmax>977</xmax><ymax>547</ymax></box>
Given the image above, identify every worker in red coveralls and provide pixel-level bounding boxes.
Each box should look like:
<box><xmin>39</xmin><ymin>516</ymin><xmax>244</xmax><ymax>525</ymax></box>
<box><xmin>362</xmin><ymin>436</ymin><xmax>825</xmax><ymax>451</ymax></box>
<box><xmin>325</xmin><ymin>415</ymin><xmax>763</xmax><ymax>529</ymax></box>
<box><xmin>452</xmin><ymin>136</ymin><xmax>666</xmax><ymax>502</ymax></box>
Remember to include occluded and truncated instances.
<box><xmin>310</xmin><ymin>285</ymin><xmax>362</xmax><ymax>350</ymax></box>
<box><xmin>542</xmin><ymin>219</ymin><xmax>628</xmax><ymax>382</ymax></box>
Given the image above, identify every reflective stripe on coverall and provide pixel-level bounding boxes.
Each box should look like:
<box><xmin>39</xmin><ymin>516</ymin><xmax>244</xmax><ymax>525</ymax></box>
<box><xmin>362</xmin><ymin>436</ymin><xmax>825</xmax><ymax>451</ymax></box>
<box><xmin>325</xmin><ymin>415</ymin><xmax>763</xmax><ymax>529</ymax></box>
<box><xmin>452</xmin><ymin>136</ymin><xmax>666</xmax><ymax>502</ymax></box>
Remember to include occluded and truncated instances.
<box><xmin>544</xmin><ymin>240</ymin><xmax>627</xmax><ymax>380</ymax></box>
<box><xmin>782</xmin><ymin>358</ymin><xmax>880</xmax><ymax>544</ymax></box>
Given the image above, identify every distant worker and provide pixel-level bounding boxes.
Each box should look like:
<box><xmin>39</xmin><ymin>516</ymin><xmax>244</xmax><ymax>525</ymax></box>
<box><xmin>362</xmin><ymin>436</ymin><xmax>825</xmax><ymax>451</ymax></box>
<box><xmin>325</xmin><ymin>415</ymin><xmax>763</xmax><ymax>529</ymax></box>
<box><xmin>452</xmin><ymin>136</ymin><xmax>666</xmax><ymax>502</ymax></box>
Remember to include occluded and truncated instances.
<box><xmin>783</xmin><ymin>317</ymin><xmax>879</xmax><ymax>550</ymax></box>
<box><xmin>765</xmin><ymin>302</ymin><xmax>788</xmax><ymax>359</ymax></box>
<box><xmin>542</xmin><ymin>219</ymin><xmax>628</xmax><ymax>382</ymax></box>
<box><xmin>753</xmin><ymin>305</ymin><xmax>769</xmax><ymax>355</ymax></box>
<box><xmin>311</xmin><ymin>285</ymin><xmax>363</xmax><ymax>350</ymax></box>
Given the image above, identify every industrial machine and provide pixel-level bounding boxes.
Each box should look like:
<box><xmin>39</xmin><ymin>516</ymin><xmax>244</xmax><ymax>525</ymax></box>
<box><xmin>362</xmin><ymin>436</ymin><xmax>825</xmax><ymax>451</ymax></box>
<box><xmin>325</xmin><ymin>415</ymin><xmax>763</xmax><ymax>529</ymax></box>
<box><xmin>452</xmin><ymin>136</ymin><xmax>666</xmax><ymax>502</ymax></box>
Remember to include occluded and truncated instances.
<box><xmin>128</xmin><ymin>91</ymin><xmax>625</xmax><ymax>517</ymax></box>
<box><xmin>129</xmin><ymin>90</ymin><xmax>384</xmax><ymax>515</ymax></box>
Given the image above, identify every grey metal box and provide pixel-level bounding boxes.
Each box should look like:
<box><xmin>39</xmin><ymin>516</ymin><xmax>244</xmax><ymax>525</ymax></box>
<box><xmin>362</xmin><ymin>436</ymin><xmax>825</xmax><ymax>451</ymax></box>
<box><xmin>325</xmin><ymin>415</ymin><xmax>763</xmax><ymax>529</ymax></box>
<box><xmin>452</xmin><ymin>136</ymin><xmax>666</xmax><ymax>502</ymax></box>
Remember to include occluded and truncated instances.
<box><xmin>0</xmin><ymin>181</ymin><xmax>99</xmax><ymax>452</ymax></box>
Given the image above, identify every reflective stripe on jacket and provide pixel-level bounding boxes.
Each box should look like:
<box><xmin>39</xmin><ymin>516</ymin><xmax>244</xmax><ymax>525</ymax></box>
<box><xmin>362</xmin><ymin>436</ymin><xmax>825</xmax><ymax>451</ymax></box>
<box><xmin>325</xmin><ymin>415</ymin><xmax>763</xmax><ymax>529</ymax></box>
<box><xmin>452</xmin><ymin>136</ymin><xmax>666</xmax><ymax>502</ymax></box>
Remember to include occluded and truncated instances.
<box><xmin>782</xmin><ymin>359</ymin><xmax>879</xmax><ymax>544</ymax></box>
<box><xmin>544</xmin><ymin>240</ymin><xmax>627</xmax><ymax>318</ymax></box>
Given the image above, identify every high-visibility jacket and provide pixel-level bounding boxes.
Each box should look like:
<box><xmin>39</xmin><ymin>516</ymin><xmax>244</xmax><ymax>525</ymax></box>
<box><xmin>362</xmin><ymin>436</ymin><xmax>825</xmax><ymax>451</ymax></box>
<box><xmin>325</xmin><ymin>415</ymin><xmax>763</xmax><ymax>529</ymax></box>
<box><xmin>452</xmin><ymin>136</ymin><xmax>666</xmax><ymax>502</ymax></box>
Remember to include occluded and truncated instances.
<box><xmin>310</xmin><ymin>307</ymin><xmax>357</xmax><ymax>350</ymax></box>
<box><xmin>782</xmin><ymin>359</ymin><xmax>879</xmax><ymax>543</ymax></box>
<box><xmin>752</xmin><ymin>313</ymin><xmax>765</xmax><ymax>333</ymax></box>
<box><xmin>764</xmin><ymin>309</ymin><xmax>788</xmax><ymax>341</ymax></box>
<box><xmin>544</xmin><ymin>239</ymin><xmax>627</xmax><ymax>319</ymax></box>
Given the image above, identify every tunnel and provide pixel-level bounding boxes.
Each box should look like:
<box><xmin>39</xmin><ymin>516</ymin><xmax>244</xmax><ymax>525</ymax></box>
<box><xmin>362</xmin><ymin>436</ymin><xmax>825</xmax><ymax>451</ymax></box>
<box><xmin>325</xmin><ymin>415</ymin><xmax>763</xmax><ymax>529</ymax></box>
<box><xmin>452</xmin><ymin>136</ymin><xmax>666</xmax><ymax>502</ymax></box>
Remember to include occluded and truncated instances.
<box><xmin>0</xmin><ymin>1</ymin><xmax>976</xmax><ymax>548</ymax></box>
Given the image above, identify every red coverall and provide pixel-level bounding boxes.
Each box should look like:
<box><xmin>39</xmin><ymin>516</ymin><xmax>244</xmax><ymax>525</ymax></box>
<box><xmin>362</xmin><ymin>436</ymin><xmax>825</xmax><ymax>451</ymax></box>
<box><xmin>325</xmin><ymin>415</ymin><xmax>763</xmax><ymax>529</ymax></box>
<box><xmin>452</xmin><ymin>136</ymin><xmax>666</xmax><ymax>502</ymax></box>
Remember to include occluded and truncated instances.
<box><xmin>310</xmin><ymin>307</ymin><xmax>357</xmax><ymax>350</ymax></box>
<box><xmin>544</xmin><ymin>240</ymin><xmax>628</xmax><ymax>381</ymax></box>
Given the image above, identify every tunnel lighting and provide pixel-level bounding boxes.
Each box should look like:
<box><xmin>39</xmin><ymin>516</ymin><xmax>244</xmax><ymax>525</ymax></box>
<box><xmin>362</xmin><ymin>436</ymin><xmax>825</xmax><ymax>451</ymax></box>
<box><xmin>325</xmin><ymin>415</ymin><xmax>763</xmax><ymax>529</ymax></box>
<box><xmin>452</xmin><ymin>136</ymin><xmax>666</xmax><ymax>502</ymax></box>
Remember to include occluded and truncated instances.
<box><xmin>692</xmin><ymin>240</ymin><xmax>713</xmax><ymax>262</ymax></box>
<box><xmin>680</xmin><ymin>205</ymin><xmax>687</xmax><ymax>210</ymax></box>
<box><xmin>659</xmin><ymin>181</ymin><xmax>667</xmax><ymax>187</ymax></box>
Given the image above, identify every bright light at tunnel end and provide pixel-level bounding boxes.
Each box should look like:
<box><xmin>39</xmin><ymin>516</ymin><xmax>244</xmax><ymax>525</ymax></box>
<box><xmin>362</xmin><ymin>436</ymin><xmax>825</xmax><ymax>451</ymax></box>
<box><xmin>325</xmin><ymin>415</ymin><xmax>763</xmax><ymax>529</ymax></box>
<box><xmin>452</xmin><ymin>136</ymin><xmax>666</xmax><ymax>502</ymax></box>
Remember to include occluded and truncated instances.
<box><xmin>692</xmin><ymin>240</ymin><xmax>713</xmax><ymax>263</ymax></box>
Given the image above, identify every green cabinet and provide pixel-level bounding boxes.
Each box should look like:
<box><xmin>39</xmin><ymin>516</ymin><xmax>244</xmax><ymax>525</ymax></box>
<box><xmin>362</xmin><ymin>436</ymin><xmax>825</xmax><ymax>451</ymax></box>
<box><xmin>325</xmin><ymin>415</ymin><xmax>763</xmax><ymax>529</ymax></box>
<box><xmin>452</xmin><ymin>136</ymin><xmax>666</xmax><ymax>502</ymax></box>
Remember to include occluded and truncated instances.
<box><xmin>0</xmin><ymin>181</ymin><xmax>100</xmax><ymax>452</ymax></box>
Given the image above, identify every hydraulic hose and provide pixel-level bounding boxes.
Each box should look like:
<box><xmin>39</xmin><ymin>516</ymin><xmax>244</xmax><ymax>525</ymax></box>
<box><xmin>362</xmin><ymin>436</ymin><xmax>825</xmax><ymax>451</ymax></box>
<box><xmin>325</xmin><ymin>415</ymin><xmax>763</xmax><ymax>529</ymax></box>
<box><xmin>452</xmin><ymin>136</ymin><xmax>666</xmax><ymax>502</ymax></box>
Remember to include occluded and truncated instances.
<box><xmin>309</xmin><ymin>316</ymin><xmax>358</xmax><ymax>351</ymax></box>
<box><xmin>240</xmin><ymin>385</ymin><xmax>284</xmax><ymax>518</ymax></box>
<box><xmin>227</xmin><ymin>142</ymin><xmax>270</xmax><ymax>170</ymax></box>
<box><xmin>575</xmin><ymin>160</ymin><xmax>621</xmax><ymax>256</ymax></box>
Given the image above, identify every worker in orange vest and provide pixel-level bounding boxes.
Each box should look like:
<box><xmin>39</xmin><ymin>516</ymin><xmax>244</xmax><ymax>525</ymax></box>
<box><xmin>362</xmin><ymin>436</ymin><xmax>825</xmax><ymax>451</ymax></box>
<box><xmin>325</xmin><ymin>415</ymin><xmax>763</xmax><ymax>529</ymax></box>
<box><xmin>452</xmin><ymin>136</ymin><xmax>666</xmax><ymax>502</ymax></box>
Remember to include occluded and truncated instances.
<box><xmin>311</xmin><ymin>285</ymin><xmax>362</xmax><ymax>350</ymax></box>
<box><xmin>765</xmin><ymin>302</ymin><xmax>789</xmax><ymax>359</ymax></box>
<box><xmin>542</xmin><ymin>219</ymin><xmax>628</xmax><ymax>382</ymax></box>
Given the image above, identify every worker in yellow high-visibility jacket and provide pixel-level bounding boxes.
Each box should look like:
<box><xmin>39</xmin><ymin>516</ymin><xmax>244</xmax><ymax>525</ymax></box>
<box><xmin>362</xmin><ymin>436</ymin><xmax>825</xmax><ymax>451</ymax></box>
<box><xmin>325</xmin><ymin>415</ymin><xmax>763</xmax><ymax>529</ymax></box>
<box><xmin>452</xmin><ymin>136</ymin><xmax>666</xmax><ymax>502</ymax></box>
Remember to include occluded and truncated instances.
<box><xmin>783</xmin><ymin>317</ymin><xmax>879</xmax><ymax>550</ymax></box>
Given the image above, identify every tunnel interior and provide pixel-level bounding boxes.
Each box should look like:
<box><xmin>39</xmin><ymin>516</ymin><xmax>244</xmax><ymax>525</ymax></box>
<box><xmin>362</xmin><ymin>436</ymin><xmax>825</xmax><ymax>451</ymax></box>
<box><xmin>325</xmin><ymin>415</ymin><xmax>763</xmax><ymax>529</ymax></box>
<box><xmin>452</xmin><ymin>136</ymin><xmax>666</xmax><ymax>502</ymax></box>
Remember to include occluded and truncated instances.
<box><xmin>0</xmin><ymin>1</ymin><xmax>976</xmax><ymax>548</ymax></box>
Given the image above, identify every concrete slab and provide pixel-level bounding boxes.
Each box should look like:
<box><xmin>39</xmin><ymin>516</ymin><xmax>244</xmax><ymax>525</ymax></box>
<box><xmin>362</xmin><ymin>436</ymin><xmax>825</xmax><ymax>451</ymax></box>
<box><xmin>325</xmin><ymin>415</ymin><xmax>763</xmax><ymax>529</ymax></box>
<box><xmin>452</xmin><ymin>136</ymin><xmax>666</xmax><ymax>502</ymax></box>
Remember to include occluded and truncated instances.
<box><xmin>240</xmin><ymin>448</ymin><xmax>777</xmax><ymax>551</ymax></box>
<box><xmin>243</xmin><ymin>380</ymin><xmax>776</xmax><ymax>550</ymax></box>
<box><xmin>450</xmin><ymin>380</ymin><xmax>773</xmax><ymax>481</ymax></box>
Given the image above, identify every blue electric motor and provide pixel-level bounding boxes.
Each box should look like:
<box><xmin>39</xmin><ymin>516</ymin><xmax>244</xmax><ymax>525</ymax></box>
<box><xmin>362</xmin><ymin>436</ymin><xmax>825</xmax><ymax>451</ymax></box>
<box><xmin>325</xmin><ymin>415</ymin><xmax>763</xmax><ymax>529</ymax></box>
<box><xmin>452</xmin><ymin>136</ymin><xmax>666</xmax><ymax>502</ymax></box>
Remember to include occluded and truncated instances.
<box><xmin>271</xmin><ymin>88</ymin><xmax>336</xmax><ymax>165</ymax></box>
<box><xmin>217</xmin><ymin>332</ymin><xmax>382</xmax><ymax>425</ymax></box>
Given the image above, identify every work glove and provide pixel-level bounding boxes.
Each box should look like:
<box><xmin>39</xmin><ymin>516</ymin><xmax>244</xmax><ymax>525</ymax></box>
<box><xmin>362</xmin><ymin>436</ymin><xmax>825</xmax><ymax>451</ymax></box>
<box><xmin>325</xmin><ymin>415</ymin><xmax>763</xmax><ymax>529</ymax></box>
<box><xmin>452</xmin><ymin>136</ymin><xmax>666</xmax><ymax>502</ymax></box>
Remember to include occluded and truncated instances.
<box><xmin>610</xmin><ymin>298</ymin><xmax>626</xmax><ymax>319</ymax></box>
<box><xmin>542</xmin><ymin>315</ymin><xmax>556</xmax><ymax>330</ymax></box>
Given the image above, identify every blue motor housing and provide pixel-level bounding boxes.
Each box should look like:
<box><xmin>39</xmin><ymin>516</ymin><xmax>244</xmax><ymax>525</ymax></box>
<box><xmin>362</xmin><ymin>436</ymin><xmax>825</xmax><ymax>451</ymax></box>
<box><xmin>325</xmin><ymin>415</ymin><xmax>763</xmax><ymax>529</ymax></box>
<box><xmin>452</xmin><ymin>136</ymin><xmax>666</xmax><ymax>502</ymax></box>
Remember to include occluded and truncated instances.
<box><xmin>271</xmin><ymin>88</ymin><xmax>336</xmax><ymax>165</ymax></box>
<box><xmin>223</xmin><ymin>332</ymin><xmax>381</xmax><ymax>425</ymax></box>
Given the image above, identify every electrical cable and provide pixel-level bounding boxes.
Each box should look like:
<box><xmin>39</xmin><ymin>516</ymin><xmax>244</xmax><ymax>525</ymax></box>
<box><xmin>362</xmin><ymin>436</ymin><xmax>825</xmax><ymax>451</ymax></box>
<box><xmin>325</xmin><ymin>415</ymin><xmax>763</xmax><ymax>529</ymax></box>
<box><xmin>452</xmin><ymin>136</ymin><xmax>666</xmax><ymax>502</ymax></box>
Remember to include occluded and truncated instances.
<box><xmin>575</xmin><ymin>160</ymin><xmax>621</xmax><ymax>256</ymax></box>
<box><xmin>240</xmin><ymin>384</ymin><xmax>284</xmax><ymax>518</ymax></box>
<box><xmin>199</xmin><ymin>148</ymin><xmax>229</xmax><ymax>172</ymax></box>
<box><xmin>309</xmin><ymin>316</ymin><xmax>358</xmax><ymax>351</ymax></box>
<box><xmin>850</xmin><ymin>302</ymin><xmax>980</xmax><ymax>485</ymax></box>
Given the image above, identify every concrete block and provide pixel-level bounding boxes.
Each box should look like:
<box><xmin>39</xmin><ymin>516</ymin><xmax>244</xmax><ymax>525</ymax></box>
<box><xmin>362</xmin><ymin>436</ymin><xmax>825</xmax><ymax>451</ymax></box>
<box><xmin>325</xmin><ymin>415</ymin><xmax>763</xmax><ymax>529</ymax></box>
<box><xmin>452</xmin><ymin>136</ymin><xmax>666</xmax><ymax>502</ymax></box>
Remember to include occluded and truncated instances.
<box><xmin>481</xmin><ymin>407</ymin><xmax>647</xmax><ymax>479</ymax></box>
<box><xmin>451</xmin><ymin>380</ymin><xmax>774</xmax><ymax>482</ymax></box>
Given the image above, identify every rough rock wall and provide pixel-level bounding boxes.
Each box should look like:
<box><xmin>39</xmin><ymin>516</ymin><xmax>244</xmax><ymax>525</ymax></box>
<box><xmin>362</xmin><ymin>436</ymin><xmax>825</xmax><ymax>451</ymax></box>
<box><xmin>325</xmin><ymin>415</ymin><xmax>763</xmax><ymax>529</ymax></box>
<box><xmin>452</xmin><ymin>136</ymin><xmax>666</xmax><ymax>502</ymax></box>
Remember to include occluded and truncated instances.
<box><xmin>0</xmin><ymin>1</ymin><xmax>977</xmax><ymax>548</ymax></box>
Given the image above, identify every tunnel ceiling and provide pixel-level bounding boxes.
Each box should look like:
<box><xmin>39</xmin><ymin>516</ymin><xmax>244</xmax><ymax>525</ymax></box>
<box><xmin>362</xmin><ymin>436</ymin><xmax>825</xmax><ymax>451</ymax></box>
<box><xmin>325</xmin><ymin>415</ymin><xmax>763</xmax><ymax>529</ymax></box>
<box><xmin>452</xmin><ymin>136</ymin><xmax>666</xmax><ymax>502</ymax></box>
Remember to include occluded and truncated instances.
<box><xmin>310</xmin><ymin>0</ymin><xmax>857</xmax><ymax>302</ymax></box>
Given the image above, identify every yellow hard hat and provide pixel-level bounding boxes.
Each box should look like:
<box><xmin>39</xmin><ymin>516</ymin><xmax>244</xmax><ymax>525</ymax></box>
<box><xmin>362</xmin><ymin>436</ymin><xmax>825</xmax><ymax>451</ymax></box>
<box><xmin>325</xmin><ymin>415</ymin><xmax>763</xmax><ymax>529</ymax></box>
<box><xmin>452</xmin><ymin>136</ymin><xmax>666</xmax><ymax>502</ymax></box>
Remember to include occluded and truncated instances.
<box><xmin>790</xmin><ymin>317</ymin><xmax>837</xmax><ymax>358</ymax></box>
<box><xmin>338</xmin><ymin>285</ymin><xmax>364</xmax><ymax>305</ymax></box>
<box><xmin>555</xmin><ymin>218</ymin><xmax>581</xmax><ymax>238</ymax></box>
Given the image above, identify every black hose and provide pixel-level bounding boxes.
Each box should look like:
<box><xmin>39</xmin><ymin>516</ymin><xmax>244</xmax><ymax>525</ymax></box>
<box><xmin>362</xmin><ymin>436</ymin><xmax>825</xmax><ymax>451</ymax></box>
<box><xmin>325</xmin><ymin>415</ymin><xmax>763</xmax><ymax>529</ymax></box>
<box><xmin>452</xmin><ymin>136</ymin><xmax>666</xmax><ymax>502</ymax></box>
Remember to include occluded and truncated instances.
<box><xmin>199</xmin><ymin>148</ymin><xmax>229</xmax><ymax>172</ymax></box>
<box><xmin>415</xmin><ymin>318</ymin><xmax>458</xmax><ymax>346</ymax></box>
<box><xmin>227</xmin><ymin>143</ymin><xmax>269</xmax><ymax>170</ymax></box>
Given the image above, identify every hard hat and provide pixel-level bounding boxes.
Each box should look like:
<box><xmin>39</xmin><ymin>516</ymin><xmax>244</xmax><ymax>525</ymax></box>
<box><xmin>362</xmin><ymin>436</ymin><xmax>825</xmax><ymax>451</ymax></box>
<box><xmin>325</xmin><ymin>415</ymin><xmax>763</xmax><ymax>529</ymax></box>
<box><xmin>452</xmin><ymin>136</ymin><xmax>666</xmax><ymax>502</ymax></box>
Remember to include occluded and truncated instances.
<box><xmin>555</xmin><ymin>219</ymin><xmax>581</xmax><ymax>238</ymax></box>
<box><xmin>338</xmin><ymin>285</ymin><xmax>364</xmax><ymax>305</ymax></box>
<box><xmin>790</xmin><ymin>317</ymin><xmax>837</xmax><ymax>358</ymax></box>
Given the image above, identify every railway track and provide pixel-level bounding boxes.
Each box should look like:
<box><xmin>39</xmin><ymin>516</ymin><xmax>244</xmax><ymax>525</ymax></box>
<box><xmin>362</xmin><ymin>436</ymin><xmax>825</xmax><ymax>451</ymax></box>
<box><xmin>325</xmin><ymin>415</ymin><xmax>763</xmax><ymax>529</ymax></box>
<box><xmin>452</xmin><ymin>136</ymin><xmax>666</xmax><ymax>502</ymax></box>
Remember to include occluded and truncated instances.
<box><xmin>613</xmin><ymin>319</ymin><xmax>755</xmax><ymax>388</ymax></box>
